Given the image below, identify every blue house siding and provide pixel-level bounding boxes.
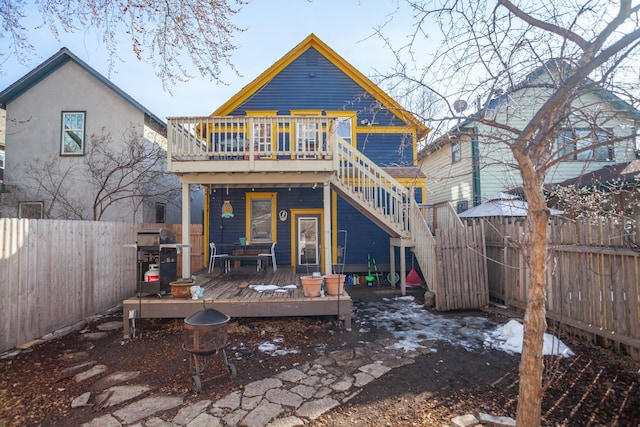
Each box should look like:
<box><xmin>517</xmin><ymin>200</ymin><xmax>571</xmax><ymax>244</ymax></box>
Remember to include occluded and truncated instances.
<box><xmin>209</xmin><ymin>186</ymin><xmax>410</xmax><ymax>271</ymax></box>
<box><xmin>204</xmin><ymin>35</ymin><xmax>428</xmax><ymax>275</ymax></box>
<box><xmin>230</xmin><ymin>49</ymin><xmax>395</xmax><ymax>115</ymax></box>
<box><xmin>209</xmin><ymin>187</ymin><xmax>323</xmax><ymax>267</ymax></box>
<box><xmin>357</xmin><ymin>132</ymin><xmax>414</xmax><ymax>166</ymax></box>
<box><xmin>229</xmin><ymin>49</ymin><xmax>413</xmax><ymax>165</ymax></box>
<box><xmin>336</xmin><ymin>198</ymin><xmax>390</xmax><ymax>268</ymax></box>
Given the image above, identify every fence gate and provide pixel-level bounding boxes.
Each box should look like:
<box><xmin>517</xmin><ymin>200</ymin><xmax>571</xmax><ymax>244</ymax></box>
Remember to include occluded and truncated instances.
<box><xmin>434</xmin><ymin>221</ymin><xmax>489</xmax><ymax>311</ymax></box>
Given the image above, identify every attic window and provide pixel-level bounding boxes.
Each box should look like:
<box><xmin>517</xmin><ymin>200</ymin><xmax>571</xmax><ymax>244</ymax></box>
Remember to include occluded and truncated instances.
<box><xmin>451</xmin><ymin>141</ymin><xmax>461</xmax><ymax>163</ymax></box>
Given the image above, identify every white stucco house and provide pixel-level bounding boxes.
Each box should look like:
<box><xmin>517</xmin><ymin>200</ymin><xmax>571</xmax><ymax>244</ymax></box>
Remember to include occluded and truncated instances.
<box><xmin>0</xmin><ymin>48</ymin><xmax>203</xmax><ymax>223</ymax></box>
<box><xmin>418</xmin><ymin>60</ymin><xmax>640</xmax><ymax>214</ymax></box>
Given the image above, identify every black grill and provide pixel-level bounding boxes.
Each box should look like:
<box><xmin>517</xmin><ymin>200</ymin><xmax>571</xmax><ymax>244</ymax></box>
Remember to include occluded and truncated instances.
<box><xmin>136</xmin><ymin>228</ymin><xmax>178</xmax><ymax>296</ymax></box>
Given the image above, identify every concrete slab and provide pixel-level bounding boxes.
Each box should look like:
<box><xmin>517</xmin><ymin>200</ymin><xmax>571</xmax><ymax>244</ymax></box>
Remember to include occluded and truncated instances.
<box><xmin>295</xmin><ymin>397</ymin><xmax>339</xmax><ymax>420</ymax></box>
<box><xmin>112</xmin><ymin>395</ymin><xmax>183</xmax><ymax>425</ymax></box>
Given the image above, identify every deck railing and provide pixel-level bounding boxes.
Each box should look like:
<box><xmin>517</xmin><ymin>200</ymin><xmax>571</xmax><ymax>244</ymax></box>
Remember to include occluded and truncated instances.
<box><xmin>167</xmin><ymin>116</ymin><xmax>339</xmax><ymax>167</ymax></box>
<box><xmin>419</xmin><ymin>201</ymin><xmax>464</xmax><ymax>231</ymax></box>
<box><xmin>332</xmin><ymin>137</ymin><xmax>411</xmax><ymax>237</ymax></box>
<box><xmin>409</xmin><ymin>200</ymin><xmax>438</xmax><ymax>291</ymax></box>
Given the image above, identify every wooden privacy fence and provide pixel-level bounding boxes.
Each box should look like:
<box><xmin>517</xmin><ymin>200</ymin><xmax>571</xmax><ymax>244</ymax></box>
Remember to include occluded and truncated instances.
<box><xmin>0</xmin><ymin>220</ymin><xmax>204</xmax><ymax>353</ymax></box>
<box><xmin>481</xmin><ymin>217</ymin><xmax>640</xmax><ymax>359</ymax></box>
<box><xmin>434</xmin><ymin>221</ymin><xmax>489</xmax><ymax>311</ymax></box>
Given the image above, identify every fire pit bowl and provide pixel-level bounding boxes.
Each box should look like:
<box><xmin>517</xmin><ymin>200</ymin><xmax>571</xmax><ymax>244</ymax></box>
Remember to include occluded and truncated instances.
<box><xmin>183</xmin><ymin>308</ymin><xmax>236</xmax><ymax>392</ymax></box>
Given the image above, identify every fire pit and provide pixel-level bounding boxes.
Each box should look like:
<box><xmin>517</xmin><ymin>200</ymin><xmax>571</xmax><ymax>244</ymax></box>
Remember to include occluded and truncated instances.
<box><xmin>183</xmin><ymin>307</ymin><xmax>237</xmax><ymax>392</ymax></box>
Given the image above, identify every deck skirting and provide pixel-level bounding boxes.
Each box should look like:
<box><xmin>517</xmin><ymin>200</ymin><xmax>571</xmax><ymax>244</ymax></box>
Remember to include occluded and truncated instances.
<box><xmin>123</xmin><ymin>267</ymin><xmax>352</xmax><ymax>337</ymax></box>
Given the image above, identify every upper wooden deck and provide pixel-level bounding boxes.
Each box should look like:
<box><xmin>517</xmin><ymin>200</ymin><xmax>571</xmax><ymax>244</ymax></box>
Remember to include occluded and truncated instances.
<box><xmin>166</xmin><ymin>116</ymin><xmax>341</xmax><ymax>182</ymax></box>
<box><xmin>122</xmin><ymin>266</ymin><xmax>352</xmax><ymax>337</ymax></box>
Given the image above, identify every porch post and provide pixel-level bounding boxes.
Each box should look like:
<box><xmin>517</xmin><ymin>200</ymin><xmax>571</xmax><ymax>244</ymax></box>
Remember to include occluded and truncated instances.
<box><xmin>181</xmin><ymin>181</ymin><xmax>192</xmax><ymax>279</ymax></box>
<box><xmin>399</xmin><ymin>239</ymin><xmax>407</xmax><ymax>296</ymax></box>
<box><xmin>389</xmin><ymin>242</ymin><xmax>396</xmax><ymax>289</ymax></box>
<box><xmin>323</xmin><ymin>182</ymin><xmax>332</xmax><ymax>274</ymax></box>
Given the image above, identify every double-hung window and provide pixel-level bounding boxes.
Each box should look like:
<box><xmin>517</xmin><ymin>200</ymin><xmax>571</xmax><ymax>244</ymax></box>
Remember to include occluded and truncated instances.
<box><xmin>557</xmin><ymin>128</ymin><xmax>614</xmax><ymax>161</ymax></box>
<box><xmin>451</xmin><ymin>141</ymin><xmax>461</xmax><ymax>163</ymax></box>
<box><xmin>247</xmin><ymin>111</ymin><xmax>276</xmax><ymax>158</ymax></box>
<box><xmin>61</xmin><ymin>112</ymin><xmax>86</xmax><ymax>155</ymax></box>
<box><xmin>155</xmin><ymin>203</ymin><xmax>166</xmax><ymax>223</ymax></box>
<box><xmin>19</xmin><ymin>202</ymin><xmax>44</xmax><ymax>219</ymax></box>
<box><xmin>246</xmin><ymin>192</ymin><xmax>276</xmax><ymax>243</ymax></box>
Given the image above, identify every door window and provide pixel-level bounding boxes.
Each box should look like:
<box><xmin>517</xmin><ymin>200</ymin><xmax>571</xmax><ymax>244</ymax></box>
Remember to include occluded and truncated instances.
<box><xmin>298</xmin><ymin>217</ymin><xmax>319</xmax><ymax>266</ymax></box>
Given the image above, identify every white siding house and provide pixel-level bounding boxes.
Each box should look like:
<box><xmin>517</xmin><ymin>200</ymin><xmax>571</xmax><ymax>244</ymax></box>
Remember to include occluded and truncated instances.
<box><xmin>0</xmin><ymin>48</ymin><xmax>203</xmax><ymax>223</ymax></box>
<box><xmin>419</xmin><ymin>63</ymin><xmax>640</xmax><ymax>210</ymax></box>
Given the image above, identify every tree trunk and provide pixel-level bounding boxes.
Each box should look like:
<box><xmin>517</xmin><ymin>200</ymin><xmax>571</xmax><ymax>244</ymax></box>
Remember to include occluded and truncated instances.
<box><xmin>515</xmin><ymin>163</ymin><xmax>550</xmax><ymax>426</ymax></box>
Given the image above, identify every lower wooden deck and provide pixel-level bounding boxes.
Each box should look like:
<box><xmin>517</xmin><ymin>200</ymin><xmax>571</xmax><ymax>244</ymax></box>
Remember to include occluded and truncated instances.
<box><xmin>122</xmin><ymin>266</ymin><xmax>352</xmax><ymax>337</ymax></box>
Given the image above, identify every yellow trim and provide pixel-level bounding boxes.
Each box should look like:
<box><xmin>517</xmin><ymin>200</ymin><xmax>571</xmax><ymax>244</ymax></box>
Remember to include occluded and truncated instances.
<box><xmin>290</xmin><ymin>109</ymin><xmax>323</xmax><ymax>116</ymax></box>
<box><xmin>210</xmin><ymin>34</ymin><xmax>430</xmax><ymax>139</ymax></box>
<box><xmin>290</xmin><ymin>208</ymin><xmax>324</xmax><ymax>269</ymax></box>
<box><xmin>246</xmin><ymin>110</ymin><xmax>278</xmax><ymax>116</ymax></box>
<box><xmin>355</xmin><ymin>126</ymin><xmax>414</xmax><ymax>134</ymax></box>
<box><xmin>245</xmin><ymin>192</ymin><xmax>277</xmax><ymax>244</ymax></box>
<box><xmin>394</xmin><ymin>177</ymin><xmax>427</xmax><ymax>203</ymax></box>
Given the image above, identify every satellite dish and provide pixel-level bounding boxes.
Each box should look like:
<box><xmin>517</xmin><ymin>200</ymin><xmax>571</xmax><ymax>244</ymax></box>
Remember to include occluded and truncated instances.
<box><xmin>453</xmin><ymin>99</ymin><xmax>468</xmax><ymax>113</ymax></box>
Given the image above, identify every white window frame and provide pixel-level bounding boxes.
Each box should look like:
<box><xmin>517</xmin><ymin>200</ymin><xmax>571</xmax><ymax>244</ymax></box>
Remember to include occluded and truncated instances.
<box><xmin>451</xmin><ymin>141</ymin><xmax>461</xmax><ymax>163</ymax></box>
<box><xmin>558</xmin><ymin>128</ymin><xmax>614</xmax><ymax>162</ymax></box>
<box><xmin>19</xmin><ymin>202</ymin><xmax>44</xmax><ymax>219</ymax></box>
<box><xmin>61</xmin><ymin>111</ymin><xmax>86</xmax><ymax>156</ymax></box>
<box><xmin>155</xmin><ymin>202</ymin><xmax>166</xmax><ymax>223</ymax></box>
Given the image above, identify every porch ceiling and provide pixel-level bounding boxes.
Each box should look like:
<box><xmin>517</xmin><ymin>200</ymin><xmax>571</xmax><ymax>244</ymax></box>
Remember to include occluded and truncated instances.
<box><xmin>178</xmin><ymin>170</ymin><xmax>334</xmax><ymax>186</ymax></box>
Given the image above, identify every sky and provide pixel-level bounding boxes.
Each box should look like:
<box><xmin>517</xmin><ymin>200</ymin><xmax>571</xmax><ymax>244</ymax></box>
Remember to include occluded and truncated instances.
<box><xmin>0</xmin><ymin>0</ymin><xmax>430</xmax><ymax>122</ymax></box>
<box><xmin>234</xmin><ymin>292</ymin><xmax>574</xmax><ymax>358</ymax></box>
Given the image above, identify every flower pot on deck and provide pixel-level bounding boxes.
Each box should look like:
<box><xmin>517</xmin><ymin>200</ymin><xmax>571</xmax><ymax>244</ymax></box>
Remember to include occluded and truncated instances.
<box><xmin>323</xmin><ymin>274</ymin><xmax>346</xmax><ymax>295</ymax></box>
<box><xmin>300</xmin><ymin>276</ymin><xmax>323</xmax><ymax>297</ymax></box>
<box><xmin>170</xmin><ymin>278</ymin><xmax>195</xmax><ymax>299</ymax></box>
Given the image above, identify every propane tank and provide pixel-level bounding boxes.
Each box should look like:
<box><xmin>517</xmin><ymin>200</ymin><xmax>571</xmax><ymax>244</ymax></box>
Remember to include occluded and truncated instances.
<box><xmin>144</xmin><ymin>264</ymin><xmax>160</xmax><ymax>282</ymax></box>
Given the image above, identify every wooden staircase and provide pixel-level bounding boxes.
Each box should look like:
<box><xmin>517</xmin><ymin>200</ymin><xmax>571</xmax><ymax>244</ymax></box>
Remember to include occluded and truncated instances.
<box><xmin>330</xmin><ymin>137</ymin><xmax>437</xmax><ymax>292</ymax></box>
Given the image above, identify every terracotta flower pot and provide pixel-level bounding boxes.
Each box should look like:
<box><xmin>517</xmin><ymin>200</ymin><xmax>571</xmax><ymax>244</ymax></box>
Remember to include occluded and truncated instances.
<box><xmin>300</xmin><ymin>276</ymin><xmax>323</xmax><ymax>297</ymax></box>
<box><xmin>323</xmin><ymin>274</ymin><xmax>346</xmax><ymax>295</ymax></box>
<box><xmin>170</xmin><ymin>279</ymin><xmax>195</xmax><ymax>298</ymax></box>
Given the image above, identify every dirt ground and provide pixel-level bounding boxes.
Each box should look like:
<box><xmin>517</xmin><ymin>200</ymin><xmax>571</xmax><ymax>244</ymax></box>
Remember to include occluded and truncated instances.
<box><xmin>1</xmin><ymin>285</ymin><xmax>639</xmax><ymax>427</ymax></box>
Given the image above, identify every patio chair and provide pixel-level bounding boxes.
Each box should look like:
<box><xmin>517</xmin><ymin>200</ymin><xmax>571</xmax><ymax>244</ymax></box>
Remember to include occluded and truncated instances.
<box><xmin>208</xmin><ymin>242</ymin><xmax>229</xmax><ymax>273</ymax></box>
<box><xmin>258</xmin><ymin>242</ymin><xmax>277</xmax><ymax>272</ymax></box>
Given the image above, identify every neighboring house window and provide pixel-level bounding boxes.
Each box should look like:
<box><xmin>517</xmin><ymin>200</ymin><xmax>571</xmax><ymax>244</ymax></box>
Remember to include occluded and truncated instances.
<box><xmin>19</xmin><ymin>202</ymin><xmax>43</xmax><ymax>219</ymax></box>
<box><xmin>61</xmin><ymin>111</ymin><xmax>86</xmax><ymax>155</ymax></box>
<box><xmin>246</xmin><ymin>192</ymin><xmax>276</xmax><ymax>243</ymax></box>
<box><xmin>451</xmin><ymin>141</ymin><xmax>461</xmax><ymax>163</ymax></box>
<box><xmin>0</xmin><ymin>152</ymin><xmax>4</xmax><ymax>169</ymax></box>
<box><xmin>558</xmin><ymin>128</ymin><xmax>613</xmax><ymax>161</ymax></box>
<box><xmin>155</xmin><ymin>203</ymin><xmax>166</xmax><ymax>223</ymax></box>
<box><xmin>456</xmin><ymin>200</ymin><xmax>468</xmax><ymax>213</ymax></box>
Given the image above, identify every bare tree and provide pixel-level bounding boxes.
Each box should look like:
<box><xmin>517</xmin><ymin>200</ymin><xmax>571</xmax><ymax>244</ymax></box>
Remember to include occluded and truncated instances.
<box><xmin>378</xmin><ymin>1</ymin><xmax>640</xmax><ymax>425</ymax></box>
<box><xmin>0</xmin><ymin>0</ymin><xmax>245</xmax><ymax>89</ymax></box>
<box><xmin>24</xmin><ymin>127</ymin><xmax>180</xmax><ymax>221</ymax></box>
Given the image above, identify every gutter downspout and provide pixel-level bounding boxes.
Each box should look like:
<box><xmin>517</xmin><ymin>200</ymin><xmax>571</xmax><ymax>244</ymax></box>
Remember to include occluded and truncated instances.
<box><xmin>471</xmin><ymin>126</ymin><xmax>482</xmax><ymax>206</ymax></box>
